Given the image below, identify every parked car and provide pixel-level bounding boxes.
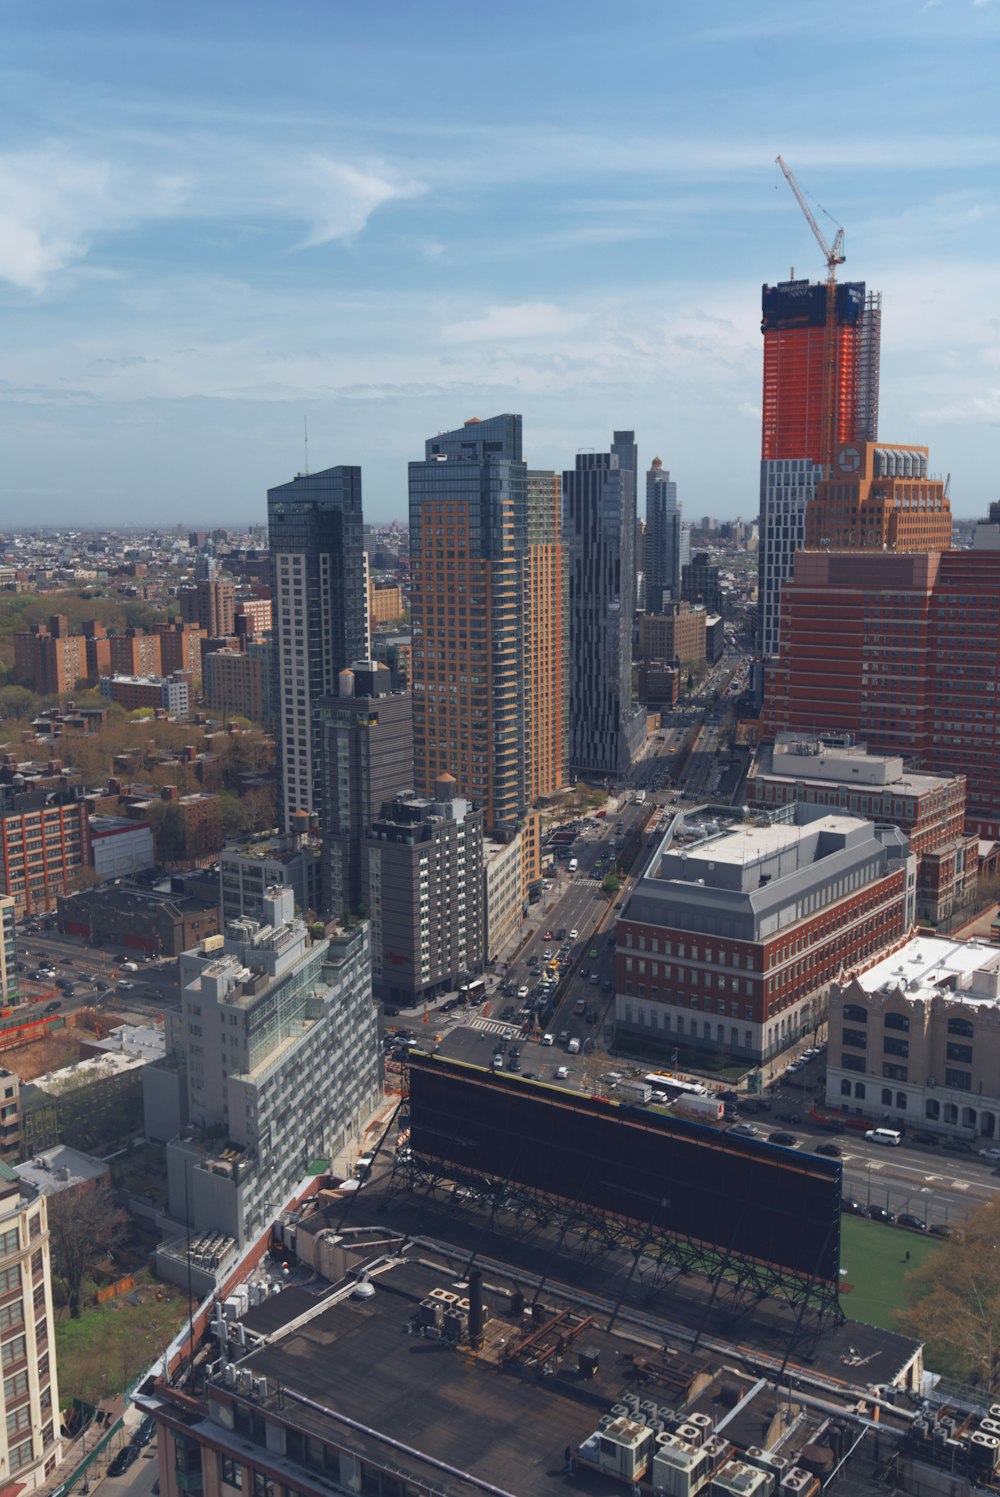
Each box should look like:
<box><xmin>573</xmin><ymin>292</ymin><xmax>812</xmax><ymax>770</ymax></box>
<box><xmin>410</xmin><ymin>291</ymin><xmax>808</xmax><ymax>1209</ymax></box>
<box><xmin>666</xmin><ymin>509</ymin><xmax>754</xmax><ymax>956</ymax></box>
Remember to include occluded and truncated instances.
<box><xmin>929</xmin><ymin>1223</ymin><xmax>962</xmax><ymax>1239</ymax></box>
<box><xmin>108</xmin><ymin>1445</ymin><xmax>140</xmax><ymax>1477</ymax></box>
<box><xmin>896</xmin><ymin>1214</ymin><xmax>927</xmax><ymax>1232</ymax></box>
<box><xmin>841</xmin><ymin>1197</ymin><xmax>866</xmax><ymax>1215</ymax></box>
<box><xmin>728</xmin><ymin>1122</ymin><xmax>760</xmax><ymax>1138</ymax></box>
<box><xmin>769</xmin><ymin>1132</ymin><xmax>798</xmax><ymax>1147</ymax></box>
<box><xmin>911</xmin><ymin>1131</ymin><xmax>940</xmax><ymax>1146</ymax></box>
<box><xmin>979</xmin><ymin>1147</ymin><xmax>1000</xmax><ymax>1162</ymax></box>
<box><xmin>944</xmin><ymin>1137</ymin><xmax>973</xmax><ymax>1153</ymax></box>
<box><xmin>775</xmin><ymin>1110</ymin><xmax>802</xmax><ymax>1124</ymax></box>
<box><xmin>815</xmin><ymin>1142</ymin><xmax>842</xmax><ymax>1157</ymax></box>
<box><xmin>554</xmin><ymin>1066</ymin><xmax>569</xmax><ymax>1080</ymax></box>
<box><xmin>867</xmin><ymin>1204</ymin><xmax>896</xmax><ymax>1224</ymax></box>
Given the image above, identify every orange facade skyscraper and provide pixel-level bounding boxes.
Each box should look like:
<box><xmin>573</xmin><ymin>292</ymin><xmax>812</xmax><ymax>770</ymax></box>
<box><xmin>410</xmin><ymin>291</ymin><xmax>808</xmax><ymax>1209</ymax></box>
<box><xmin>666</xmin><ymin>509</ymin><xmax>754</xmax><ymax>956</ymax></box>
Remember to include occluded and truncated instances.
<box><xmin>409</xmin><ymin>417</ymin><xmax>566</xmax><ymax>838</ymax></box>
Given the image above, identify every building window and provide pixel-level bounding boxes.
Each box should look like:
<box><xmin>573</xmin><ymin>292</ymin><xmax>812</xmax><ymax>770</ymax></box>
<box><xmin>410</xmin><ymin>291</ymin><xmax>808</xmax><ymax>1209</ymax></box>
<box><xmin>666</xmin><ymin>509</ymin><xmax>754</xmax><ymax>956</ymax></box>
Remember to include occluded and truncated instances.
<box><xmin>882</xmin><ymin>1063</ymin><xmax>908</xmax><ymax>1082</ymax></box>
<box><xmin>883</xmin><ymin>1037</ymin><xmax>909</xmax><ymax>1058</ymax></box>
<box><xmin>947</xmin><ymin>1017</ymin><xmax>974</xmax><ymax>1038</ymax></box>
<box><xmin>840</xmin><ymin>1079</ymin><xmax>852</xmax><ymax>1097</ymax></box>
<box><xmin>884</xmin><ymin>1012</ymin><xmax>910</xmax><ymax>1032</ymax></box>
<box><xmin>252</xmin><ymin>1473</ymin><xmax>274</xmax><ymax>1497</ymax></box>
<box><xmin>842</xmin><ymin>1054</ymin><xmax>866</xmax><ymax>1073</ymax></box>
<box><xmin>842</xmin><ymin>1029</ymin><xmax>867</xmax><ymax>1050</ymax></box>
<box><xmin>946</xmin><ymin>1042</ymin><xmax>973</xmax><ymax>1065</ymax></box>
<box><xmin>843</xmin><ymin>1004</ymin><xmax>868</xmax><ymax>1023</ymax></box>
<box><xmin>944</xmin><ymin>1068</ymin><xmax>972</xmax><ymax>1092</ymax></box>
<box><xmin>221</xmin><ymin>1455</ymin><xmax>243</xmax><ymax>1490</ymax></box>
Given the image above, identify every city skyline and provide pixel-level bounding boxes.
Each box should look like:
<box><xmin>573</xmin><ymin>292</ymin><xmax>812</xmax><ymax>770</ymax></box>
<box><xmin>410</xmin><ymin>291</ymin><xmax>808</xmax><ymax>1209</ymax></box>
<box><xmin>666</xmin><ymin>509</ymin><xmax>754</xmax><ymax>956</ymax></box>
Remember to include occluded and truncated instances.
<box><xmin>2</xmin><ymin>1</ymin><xmax>999</xmax><ymax>526</ymax></box>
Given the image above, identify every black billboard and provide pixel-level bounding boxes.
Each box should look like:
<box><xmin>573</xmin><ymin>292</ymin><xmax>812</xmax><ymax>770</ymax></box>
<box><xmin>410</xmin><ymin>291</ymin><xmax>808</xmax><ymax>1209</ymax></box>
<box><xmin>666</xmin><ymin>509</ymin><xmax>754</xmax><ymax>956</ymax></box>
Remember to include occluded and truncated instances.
<box><xmin>407</xmin><ymin>1054</ymin><xmax>840</xmax><ymax>1285</ymax></box>
<box><xmin>761</xmin><ymin>279</ymin><xmax>866</xmax><ymax>332</ymax></box>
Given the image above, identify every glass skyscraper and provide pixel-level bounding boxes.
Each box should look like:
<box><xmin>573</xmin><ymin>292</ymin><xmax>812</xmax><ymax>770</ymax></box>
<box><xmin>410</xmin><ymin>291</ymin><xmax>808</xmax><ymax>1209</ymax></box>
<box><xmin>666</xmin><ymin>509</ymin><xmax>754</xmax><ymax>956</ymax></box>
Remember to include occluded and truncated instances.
<box><xmin>267</xmin><ymin>466</ymin><xmax>368</xmax><ymax>829</ymax></box>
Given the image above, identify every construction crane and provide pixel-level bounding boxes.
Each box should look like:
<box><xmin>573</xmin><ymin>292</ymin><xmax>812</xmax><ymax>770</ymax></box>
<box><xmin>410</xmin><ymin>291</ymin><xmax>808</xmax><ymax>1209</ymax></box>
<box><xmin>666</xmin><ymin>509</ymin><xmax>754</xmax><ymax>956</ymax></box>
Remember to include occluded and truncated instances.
<box><xmin>775</xmin><ymin>154</ymin><xmax>845</xmax><ymax>474</ymax></box>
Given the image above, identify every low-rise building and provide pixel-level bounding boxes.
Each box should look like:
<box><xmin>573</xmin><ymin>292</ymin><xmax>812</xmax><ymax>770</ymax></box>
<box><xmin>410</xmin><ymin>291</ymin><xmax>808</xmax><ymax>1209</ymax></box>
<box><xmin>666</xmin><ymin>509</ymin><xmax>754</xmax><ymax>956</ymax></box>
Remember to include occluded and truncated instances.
<box><xmin>58</xmin><ymin>880</ymin><xmax>220</xmax><ymax>956</ymax></box>
<box><xmin>636</xmin><ymin>661</ymin><xmax>680</xmax><ymax>708</ymax></box>
<box><xmin>88</xmin><ymin>814</ymin><xmax>155</xmax><ymax>880</ymax></box>
<box><xmin>15</xmin><ymin>1145</ymin><xmax>110</xmax><ymax>1204</ymax></box>
<box><xmin>637</xmin><ymin>603</ymin><xmax>706</xmax><ymax>667</ymax></box>
<box><xmin>19</xmin><ymin>1045</ymin><xmax>158</xmax><ymax>1158</ymax></box>
<box><xmin>99</xmin><ymin>670</ymin><xmax>191</xmax><ymax>716</ymax></box>
<box><xmin>617</xmin><ymin>804</ymin><xmax>916</xmax><ymax>1064</ymax></box>
<box><xmin>827</xmin><ymin>934</ymin><xmax>1000</xmax><ymax>1139</ymax></box>
<box><xmin>220</xmin><ymin>823</ymin><xmax>323</xmax><ymax>925</ymax></box>
<box><xmin>748</xmin><ymin>734</ymin><xmax>977</xmax><ymax>925</ymax></box>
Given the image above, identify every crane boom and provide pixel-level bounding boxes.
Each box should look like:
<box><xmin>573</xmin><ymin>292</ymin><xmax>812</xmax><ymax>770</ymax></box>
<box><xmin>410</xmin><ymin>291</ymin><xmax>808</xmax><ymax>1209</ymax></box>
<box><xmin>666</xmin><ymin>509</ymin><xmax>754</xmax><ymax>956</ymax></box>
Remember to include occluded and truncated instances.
<box><xmin>775</xmin><ymin>154</ymin><xmax>845</xmax><ymax>275</ymax></box>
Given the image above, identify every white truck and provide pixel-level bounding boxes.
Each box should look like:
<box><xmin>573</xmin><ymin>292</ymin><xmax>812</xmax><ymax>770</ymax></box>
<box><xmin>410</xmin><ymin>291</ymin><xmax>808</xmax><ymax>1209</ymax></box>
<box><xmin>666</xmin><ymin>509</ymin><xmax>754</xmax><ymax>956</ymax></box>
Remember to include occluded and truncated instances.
<box><xmin>634</xmin><ymin>789</ymin><xmax>647</xmax><ymax>805</ymax></box>
<box><xmin>674</xmin><ymin>1094</ymin><xmax>724</xmax><ymax>1123</ymax></box>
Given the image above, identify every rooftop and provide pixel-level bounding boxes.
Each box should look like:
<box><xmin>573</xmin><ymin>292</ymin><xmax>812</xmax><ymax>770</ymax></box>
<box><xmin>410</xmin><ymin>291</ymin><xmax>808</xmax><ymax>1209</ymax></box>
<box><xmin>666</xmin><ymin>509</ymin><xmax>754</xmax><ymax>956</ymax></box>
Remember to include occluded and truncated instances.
<box><xmin>15</xmin><ymin>1144</ymin><xmax>109</xmax><ymax>1196</ymax></box>
<box><xmin>755</xmin><ymin>735</ymin><xmax>957</xmax><ymax>797</ymax></box>
<box><xmin>847</xmin><ymin>934</ymin><xmax>1000</xmax><ymax>1006</ymax></box>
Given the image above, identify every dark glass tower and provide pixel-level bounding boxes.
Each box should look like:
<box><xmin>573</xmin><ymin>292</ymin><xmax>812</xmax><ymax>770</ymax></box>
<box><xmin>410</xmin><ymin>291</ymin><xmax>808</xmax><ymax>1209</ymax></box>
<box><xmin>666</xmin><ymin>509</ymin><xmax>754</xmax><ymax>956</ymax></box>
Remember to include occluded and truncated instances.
<box><xmin>267</xmin><ymin>467</ymin><xmax>368</xmax><ymax>828</ymax></box>
<box><xmin>645</xmin><ymin>457</ymin><xmax>681</xmax><ymax>612</ymax></box>
<box><xmin>564</xmin><ymin>431</ymin><xmax>644</xmax><ymax>777</ymax></box>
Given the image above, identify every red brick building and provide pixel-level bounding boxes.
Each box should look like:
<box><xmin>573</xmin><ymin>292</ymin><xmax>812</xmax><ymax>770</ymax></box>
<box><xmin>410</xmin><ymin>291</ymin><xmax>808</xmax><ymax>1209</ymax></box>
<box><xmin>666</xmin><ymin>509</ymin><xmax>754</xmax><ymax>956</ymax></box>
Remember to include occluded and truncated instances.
<box><xmin>0</xmin><ymin>786</ymin><xmax>90</xmax><ymax>916</ymax></box>
<box><xmin>763</xmin><ymin>548</ymin><xmax>1000</xmax><ymax>835</ymax></box>
<box><xmin>616</xmin><ymin>806</ymin><xmax>914</xmax><ymax>1064</ymax></box>
<box><xmin>13</xmin><ymin>616</ymin><xmax>88</xmax><ymax>695</ymax></box>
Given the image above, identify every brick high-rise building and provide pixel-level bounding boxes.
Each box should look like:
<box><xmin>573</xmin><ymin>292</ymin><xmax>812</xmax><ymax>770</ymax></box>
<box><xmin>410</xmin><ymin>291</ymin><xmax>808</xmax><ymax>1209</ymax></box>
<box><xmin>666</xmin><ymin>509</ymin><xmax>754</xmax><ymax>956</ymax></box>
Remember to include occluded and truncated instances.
<box><xmin>805</xmin><ymin>442</ymin><xmax>951</xmax><ymax>551</ymax></box>
<box><xmin>409</xmin><ymin>415</ymin><xmax>530</xmax><ymax>837</ymax></box>
<box><xmin>526</xmin><ymin>469</ymin><xmax>568</xmax><ymax>804</ymax></box>
<box><xmin>13</xmin><ymin>616</ymin><xmax>87</xmax><ymax>695</ymax></box>
<box><xmin>0</xmin><ymin>1166</ymin><xmax>61</xmax><ymax>1482</ymax></box>
<box><xmin>764</xmin><ymin>548</ymin><xmax>1000</xmax><ymax>836</ymax></box>
<box><xmin>267</xmin><ymin>466</ymin><xmax>368</xmax><ymax>828</ymax></box>
<box><xmin>0</xmin><ymin>784</ymin><xmax>89</xmax><ymax>917</ymax></box>
<box><xmin>155</xmin><ymin>619</ymin><xmax>205</xmax><ymax>686</ymax></box>
<box><xmin>179</xmin><ymin>575</ymin><xmax>236</xmax><ymax>639</ymax></box>
<box><xmin>757</xmin><ymin>278</ymin><xmax>881</xmax><ymax>658</ymax></box>
<box><xmin>109</xmin><ymin>628</ymin><xmax>162</xmax><ymax>678</ymax></box>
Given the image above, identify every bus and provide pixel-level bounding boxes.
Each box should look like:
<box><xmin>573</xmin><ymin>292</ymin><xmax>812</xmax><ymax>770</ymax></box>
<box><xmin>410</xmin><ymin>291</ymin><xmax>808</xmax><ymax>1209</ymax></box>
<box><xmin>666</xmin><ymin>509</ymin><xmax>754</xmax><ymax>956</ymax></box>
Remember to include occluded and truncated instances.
<box><xmin>643</xmin><ymin>1073</ymin><xmax>708</xmax><ymax>1101</ymax></box>
<box><xmin>458</xmin><ymin>978</ymin><xmax>487</xmax><ymax>1005</ymax></box>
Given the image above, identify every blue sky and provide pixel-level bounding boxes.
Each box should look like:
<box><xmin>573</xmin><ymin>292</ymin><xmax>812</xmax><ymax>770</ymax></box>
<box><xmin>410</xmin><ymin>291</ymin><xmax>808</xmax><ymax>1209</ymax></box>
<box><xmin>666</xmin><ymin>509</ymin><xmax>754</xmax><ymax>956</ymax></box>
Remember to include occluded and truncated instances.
<box><xmin>2</xmin><ymin>0</ymin><xmax>999</xmax><ymax>526</ymax></box>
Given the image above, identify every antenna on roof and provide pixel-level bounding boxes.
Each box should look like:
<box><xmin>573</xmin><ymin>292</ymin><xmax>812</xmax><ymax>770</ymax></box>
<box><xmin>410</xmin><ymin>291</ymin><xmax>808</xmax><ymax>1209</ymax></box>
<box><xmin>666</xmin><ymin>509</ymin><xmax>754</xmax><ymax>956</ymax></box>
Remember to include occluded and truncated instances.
<box><xmin>304</xmin><ymin>415</ymin><xmax>310</xmax><ymax>477</ymax></box>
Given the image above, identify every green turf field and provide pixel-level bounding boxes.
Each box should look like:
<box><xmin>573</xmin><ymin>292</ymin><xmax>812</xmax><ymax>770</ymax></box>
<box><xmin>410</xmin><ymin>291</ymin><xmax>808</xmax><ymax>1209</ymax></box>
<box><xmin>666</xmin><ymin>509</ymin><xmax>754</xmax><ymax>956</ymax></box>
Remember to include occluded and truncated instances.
<box><xmin>838</xmin><ymin>1214</ymin><xmax>941</xmax><ymax>1330</ymax></box>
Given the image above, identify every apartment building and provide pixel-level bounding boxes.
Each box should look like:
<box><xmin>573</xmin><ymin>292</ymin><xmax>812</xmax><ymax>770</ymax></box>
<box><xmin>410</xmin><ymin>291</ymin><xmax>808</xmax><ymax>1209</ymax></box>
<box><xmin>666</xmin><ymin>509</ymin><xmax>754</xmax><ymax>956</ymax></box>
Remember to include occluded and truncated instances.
<box><xmin>0</xmin><ymin>1163</ymin><xmax>61</xmax><ymax>1487</ymax></box>
<box><xmin>0</xmin><ymin>786</ymin><xmax>89</xmax><ymax>917</ymax></box>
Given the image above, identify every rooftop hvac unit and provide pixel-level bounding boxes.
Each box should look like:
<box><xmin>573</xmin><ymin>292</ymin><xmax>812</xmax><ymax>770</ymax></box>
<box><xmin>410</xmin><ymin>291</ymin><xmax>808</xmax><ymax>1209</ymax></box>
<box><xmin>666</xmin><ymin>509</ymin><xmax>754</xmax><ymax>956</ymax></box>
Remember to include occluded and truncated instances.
<box><xmin>676</xmin><ymin>1422</ymin><xmax>703</xmax><ymax>1448</ymax></box>
<box><xmin>596</xmin><ymin>1417</ymin><xmax>653</xmax><ymax>1483</ymax></box>
<box><xmin>598</xmin><ymin>1415</ymin><xmax>615</xmax><ymax>1431</ymax></box>
<box><xmin>971</xmin><ymin>1433</ymin><xmax>1000</xmax><ymax>1467</ymax></box>
<box><xmin>611</xmin><ymin>1404</ymin><xmax>630</xmax><ymax>1418</ymax></box>
<box><xmin>981</xmin><ymin>1418</ymin><xmax>1000</xmax><ymax>1437</ymax></box>
<box><xmin>990</xmin><ymin>1405</ymin><xmax>1000</xmax><ymax>1419</ymax></box>
<box><xmin>711</xmin><ymin>1463</ymin><xmax>776</xmax><ymax>1497</ymax></box>
<box><xmin>623</xmin><ymin>1393</ymin><xmax>642</xmax><ymax>1412</ymax></box>
<box><xmin>703</xmin><ymin>1434</ymin><xmax>732</xmax><ymax>1467</ymax></box>
<box><xmin>253</xmin><ymin>1378</ymin><xmax>268</xmax><ymax>1399</ymax></box>
<box><xmin>689</xmin><ymin>1412</ymin><xmax>713</xmax><ymax>1432</ymax></box>
<box><xmin>223</xmin><ymin>1363</ymin><xmax>237</xmax><ymax>1387</ymax></box>
<box><xmin>745</xmin><ymin>1448</ymin><xmax>768</xmax><ymax>1468</ymax></box>
<box><xmin>656</xmin><ymin>1432</ymin><xmax>680</xmax><ymax>1448</ymax></box>
<box><xmin>640</xmin><ymin>1400</ymin><xmax>660</xmax><ymax>1420</ymax></box>
<box><xmin>418</xmin><ymin>1299</ymin><xmax>443</xmax><ymax>1329</ymax></box>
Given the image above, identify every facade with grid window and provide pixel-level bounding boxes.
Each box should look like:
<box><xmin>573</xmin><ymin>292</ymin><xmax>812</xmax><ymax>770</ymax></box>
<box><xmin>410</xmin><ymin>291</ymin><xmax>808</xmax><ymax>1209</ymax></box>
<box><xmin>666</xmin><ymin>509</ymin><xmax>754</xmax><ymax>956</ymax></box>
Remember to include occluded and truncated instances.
<box><xmin>616</xmin><ymin>806</ymin><xmax>914</xmax><ymax>1064</ymax></box>
<box><xmin>267</xmin><ymin>467</ymin><xmax>369</xmax><ymax>830</ymax></box>
<box><xmin>0</xmin><ymin>1160</ymin><xmax>60</xmax><ymax>1487</ymax></box>
<box><xmin>827</xmin><ymin>934</ymin><xmax>1000</xmax><ymax>1140</ymax></box>
<box><xmin>0</xmin><ymin>786</ymin><xmax>89</xmax><ymax>918</ymax></box>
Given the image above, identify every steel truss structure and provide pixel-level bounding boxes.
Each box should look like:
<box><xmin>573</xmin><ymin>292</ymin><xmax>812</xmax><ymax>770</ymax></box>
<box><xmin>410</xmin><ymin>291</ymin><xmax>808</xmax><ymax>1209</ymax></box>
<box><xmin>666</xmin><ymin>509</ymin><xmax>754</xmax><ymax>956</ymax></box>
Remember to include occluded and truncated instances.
<box><xmin>385</xmin><ymin>1095</ymin><xmax>844</xmax><ymax>1341</ymax></box>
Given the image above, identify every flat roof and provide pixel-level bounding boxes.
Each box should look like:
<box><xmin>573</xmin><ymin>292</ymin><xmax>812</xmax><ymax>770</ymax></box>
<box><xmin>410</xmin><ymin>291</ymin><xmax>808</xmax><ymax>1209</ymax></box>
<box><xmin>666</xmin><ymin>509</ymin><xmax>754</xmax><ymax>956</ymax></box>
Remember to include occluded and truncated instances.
<box><xmin>673</xmin><ymin>813</ymin><xmax>869</xmax><ymax>869</ymax></box>
<box><xmin>849</xmin><ymin>934</ymin><xmax>1000</xmax><ymax>1004</ymax></box>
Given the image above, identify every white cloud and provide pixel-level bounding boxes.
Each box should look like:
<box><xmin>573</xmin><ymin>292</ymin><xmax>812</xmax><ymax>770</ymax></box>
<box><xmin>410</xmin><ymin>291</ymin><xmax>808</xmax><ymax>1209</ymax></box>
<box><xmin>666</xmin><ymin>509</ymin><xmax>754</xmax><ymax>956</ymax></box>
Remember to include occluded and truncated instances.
<box><xmin>441</xmin><ymin>302</ymin><xmax>586</xmax><ymax>344</ymax></box>
<box><xmin>0</xmin><ymin>146</ymin><xmax>187</xmax><ymax>292</ymax></box>
<box><xmin>295</xmin><ymin>156</ymin><xmax>425</xmax><ymax>246</ymax></box>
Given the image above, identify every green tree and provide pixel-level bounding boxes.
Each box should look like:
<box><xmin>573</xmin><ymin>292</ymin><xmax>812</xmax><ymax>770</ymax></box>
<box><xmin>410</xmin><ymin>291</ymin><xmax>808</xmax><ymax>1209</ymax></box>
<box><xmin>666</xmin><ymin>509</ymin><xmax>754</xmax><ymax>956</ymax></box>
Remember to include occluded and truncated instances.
<box><xmin>899</xmin><ymin>1199</ymin><xmax>1000</xmax><ymax>1388</ymax></box>
<box><xmin>602</xmin><ymin>873</ymin><xmax>622</xmax><ymax>901</ymax></box>
<box><xmin>47</xmin><ymin>1183</ymin><xmax>127</xmax><ymax>1318</ymax></box>
<box><xmin>218</xmin><ymin>792</ymin><xmax>251</xmax><ymax>840</ymax></box>
<box><xmin>144</xmin><ymin>800</ymin><xmax>187</xmax><ymax>865</ymax></box>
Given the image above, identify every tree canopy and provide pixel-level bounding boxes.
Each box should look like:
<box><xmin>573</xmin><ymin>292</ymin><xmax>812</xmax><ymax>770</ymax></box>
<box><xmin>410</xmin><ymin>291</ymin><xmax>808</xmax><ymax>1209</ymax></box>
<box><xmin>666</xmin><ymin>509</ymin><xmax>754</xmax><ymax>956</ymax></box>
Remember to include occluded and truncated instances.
<box><xmin>899</xmin><ymin>1200</ymin><xmax>1000</xmax><ymax>1389</ymax></box>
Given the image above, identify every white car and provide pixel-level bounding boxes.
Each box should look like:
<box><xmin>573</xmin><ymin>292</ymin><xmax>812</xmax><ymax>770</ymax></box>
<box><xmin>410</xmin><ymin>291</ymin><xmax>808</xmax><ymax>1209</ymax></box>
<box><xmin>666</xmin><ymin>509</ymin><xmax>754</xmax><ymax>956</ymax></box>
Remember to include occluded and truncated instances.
<box><xmin>979</xmin><ymin>1147</ymin><xmax>1000</xmax><ymax>1162</ymax></box>
<box><xmin>555</xmin><ymin>1066</ymin><xmax>569</xmax><ymax>1080</ymax></box>
<box><xmin>541</xmin><ymin>1033</ymin><xmax>555</xmax><ymax>1046</ymax></box>
<box><xmin>569</xmin><ymin>930</ymin><xmax>579</xmax><ymax>940</ymax></box>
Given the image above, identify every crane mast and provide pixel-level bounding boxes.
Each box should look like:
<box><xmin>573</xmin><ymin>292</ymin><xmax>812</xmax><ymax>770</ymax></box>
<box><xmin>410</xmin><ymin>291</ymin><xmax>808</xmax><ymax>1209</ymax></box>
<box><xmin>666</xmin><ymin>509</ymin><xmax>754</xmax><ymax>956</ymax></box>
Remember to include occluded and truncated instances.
<box><xmin>775</xmin><ymin>155</ymin><xmax>846</xmax><ymax>474</ymax></box>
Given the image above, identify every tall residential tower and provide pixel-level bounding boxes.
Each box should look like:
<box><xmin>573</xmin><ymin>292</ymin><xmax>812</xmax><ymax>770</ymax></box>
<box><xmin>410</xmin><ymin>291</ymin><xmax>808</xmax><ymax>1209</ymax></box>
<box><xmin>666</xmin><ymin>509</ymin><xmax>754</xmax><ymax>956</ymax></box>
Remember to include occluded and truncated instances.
<box><xmin>645</xmin><ymin>458</ymin><xmax>681</xmax><ymax>613</ymax></box>
<box><xmin>267</xmin><ymin>467</ymin><xmax>369</xmax><ymax>828</ymax></box>
<box><xmin>564</xmin><ymin>431</ymin><xmax>644</xmax><ymax>777</ymax></box>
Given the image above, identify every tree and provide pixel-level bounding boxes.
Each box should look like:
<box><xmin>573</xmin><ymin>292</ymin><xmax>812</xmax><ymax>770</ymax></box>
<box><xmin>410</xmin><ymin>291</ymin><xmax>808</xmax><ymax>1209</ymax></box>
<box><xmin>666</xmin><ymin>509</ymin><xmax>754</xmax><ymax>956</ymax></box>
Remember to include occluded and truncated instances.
<box><xmin>602</xmin><ymin>873</ymin><xmax>622</xmax><ymax>902</ymax></box>
<box><xmin>898</xmin><ymin>1199</ymin><xmax>1000</xmax><ymax>1388</ymax></box>
<box><xmin>47</xmin><ymin>1183</ymin><xmax>127</xmax><ymax>1318</ymax></box>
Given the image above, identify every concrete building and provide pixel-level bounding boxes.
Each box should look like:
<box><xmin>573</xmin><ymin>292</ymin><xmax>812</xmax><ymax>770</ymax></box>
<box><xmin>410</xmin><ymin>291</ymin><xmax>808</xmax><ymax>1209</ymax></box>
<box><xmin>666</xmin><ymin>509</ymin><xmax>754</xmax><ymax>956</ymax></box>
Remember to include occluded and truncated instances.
<box><xmin>88</xmin><ymin>814</ymin><xmax>155</xmax><ymax>881</ymax></box>
<box><xmin>0</xmin><ymin>1162</ymin><xmax>61</xmax><ymax>1488</ymax></box>
<box><xmin>763</xmin><ymin>548</ymin><xmax>1000</xmax><ymax>835</ymax></box>
<box><xmin>0</xmin><ymin>894</ymin><xmax>17</xmax><ymax>1006</ymax></box>
<box><xmin>749</xmin><ymin>735</ymin><xmax>977</xmax><ymax>925</ymax></box>
<box><xmin>0</xmin><ymin>784</ymin><xmax>89</xmax><ymax>918</ymax></box>
<box><xmin>645</xmin><ymin>457</ymin><xmax>681</xmax><ymax>612</ymax></box>
<box><xmin>315</xmin><ymin>660</ymin><xmax>413</xmax><ymax>919</ymax></box>
<box><xmin>827</xmin><ymin>934</ymin><xmax>1000</xmax><ymax>1140</ymax></box>
<box><xmin>0</xmin><ymin>1071</ymin><xmax>21</xmax><ymax>1163</ymax></box>
<box><xmin>366</xmin><ymin>778</ymin><xmax>485</xmax><ymax>1006</ymax></box>
<box><xmin>483</xmin><ymin>833</ymin><xmax>524</xmax><ymax>963</ymax></box>
<box><xmin>267</xmin><ymin>466</ymin><xmax>369</xmax><ymax>828</ymax></box>
<box><xmin>161</xmin><ymin>887</ymin><xmax>379</xmax><ymax>1246</ymax></box>
<box><xmin>636</xmin><ymin>604</ymin><xmax>706</xmax><ymax>667</ymax></box>
<box><xmin>564</xmin><ymin>432</ymin><xmax>644</xmax><ymax>778</ymax></box>
<box><xmin>219</xmin><ymin>826</ymin><xmax>323</xmax><ymax>925</ymax></box>
<box><xmin>99</xmin><ymin>671</ymin><xmax>191</xmax><ymax>716</ymax></box>
<box><xmin>616</xmin><ymin>805</ymin><xmax>915</xmax><ymax>1064</ymax></box>
<box><xmin>409</xmin><ymin>415</ymin><xmax>531</xmax><ymax>838</ymax></box>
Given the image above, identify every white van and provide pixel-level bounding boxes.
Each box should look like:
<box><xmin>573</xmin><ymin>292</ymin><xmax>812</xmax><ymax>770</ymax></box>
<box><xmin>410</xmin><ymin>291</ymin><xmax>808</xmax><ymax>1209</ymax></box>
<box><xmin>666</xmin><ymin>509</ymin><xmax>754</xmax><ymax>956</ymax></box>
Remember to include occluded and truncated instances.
<box><xmin>865</xmin><ymin>1127</ymin><xmax>902</xmax><ymax>1147</ymax></box>
<box><xmin>567</xmin><ymin>1037</ymin><xmax>581</xmax><ymax>1054</ymax></box>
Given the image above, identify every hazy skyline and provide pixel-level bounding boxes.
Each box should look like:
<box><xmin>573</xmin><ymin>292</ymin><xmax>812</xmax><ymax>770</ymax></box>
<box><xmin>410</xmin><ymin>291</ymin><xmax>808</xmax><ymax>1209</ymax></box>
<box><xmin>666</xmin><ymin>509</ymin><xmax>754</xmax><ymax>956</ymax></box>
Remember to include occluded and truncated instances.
<box><xmin>2</xmin><ymin>0</ymin><xmax>999</xmax><ymax>526</ymax></box>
